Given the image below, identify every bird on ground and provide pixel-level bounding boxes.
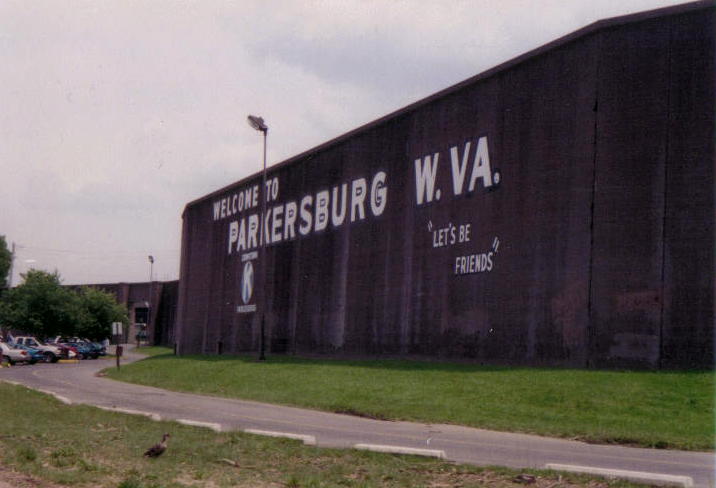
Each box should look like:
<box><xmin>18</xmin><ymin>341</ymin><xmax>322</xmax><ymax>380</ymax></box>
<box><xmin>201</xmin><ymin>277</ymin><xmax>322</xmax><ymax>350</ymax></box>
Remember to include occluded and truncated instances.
<box><xmin>144</xmin><ymin>433</ymin><xmax>170</xmax><ymax>458</ymax></box>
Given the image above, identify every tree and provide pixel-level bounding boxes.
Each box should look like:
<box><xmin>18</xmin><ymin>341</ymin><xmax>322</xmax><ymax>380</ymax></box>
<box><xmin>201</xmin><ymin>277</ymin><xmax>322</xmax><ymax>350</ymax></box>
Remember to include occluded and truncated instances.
<box><xmin>76</xmin><ymin>287</ymin><xmax>128</xmax><ymax>341</ymax></box>
<box><xmin>0</xmin><ymin>269</ymin><xmax>81</xmax><ymax>338</ymax></box>
<box><xmin>0</xmin><ymin>236</ymin><xmax>11</xmax><ymax>290</ymax></box>
<box><xmin>0</xmin><ymin>270</ymin><xmax>129</xmax><ymax>341</ymax></box>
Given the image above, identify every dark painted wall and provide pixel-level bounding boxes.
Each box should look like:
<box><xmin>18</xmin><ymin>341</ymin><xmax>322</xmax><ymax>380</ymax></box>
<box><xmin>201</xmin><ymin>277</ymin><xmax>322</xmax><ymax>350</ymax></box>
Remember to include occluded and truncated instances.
<box><xmin>176</xmin><ymin>2</ymin><xmax>714</xmax><ymax>368</ymax></box>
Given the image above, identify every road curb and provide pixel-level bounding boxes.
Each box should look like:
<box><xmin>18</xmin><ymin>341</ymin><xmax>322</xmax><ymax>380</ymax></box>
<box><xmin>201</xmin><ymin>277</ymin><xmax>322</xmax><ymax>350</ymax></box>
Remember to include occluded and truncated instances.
<box><xmin>52</xmin><ymin>394</ymin><xmax>73</xmax><ymax>405</ymax></box>
<box><xmin>545</xmin><ymin>463</ymin><xmax>694</xmax><ymax>487</ymax></box>
<box><xmin>36</xmin><ymin>388</ymin><xmax>72</xmax><ymax>405</ymax></box>
<box><xmin>354</xmin><ymin>443</ymin><xmax>446</xmax><ymax>459</ymax></box>
<box><xmin>95</xmin><ymin>406</ymin><xmax>162</xmax><ymax>421</ymax></box>
<box><xmin>244</xmin><ymin>429</ymin><xmax>316</xmax><ymax>445</ymax></box>
<box><xmin>1</xmin><ymin>381</ymin><xmax>72</xmax><ymax>405</ymax></box>
<box><xmin>176</xmin><ymin>419</ymin><xmax>223</xmax><ymax>432</ymax></box>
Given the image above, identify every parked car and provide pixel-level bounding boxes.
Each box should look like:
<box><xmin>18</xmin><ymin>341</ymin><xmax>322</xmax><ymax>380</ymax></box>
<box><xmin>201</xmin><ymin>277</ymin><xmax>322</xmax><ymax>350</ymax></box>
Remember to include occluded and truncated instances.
<box><xmin>82</xmin><ymin>339</ymin><xmax>107</xmax><ymax>357</ymax></box>
<box><xmin>14</xmin><ymin>336</ymin><xmax>65</xmax><ymax>363</ymax></box>
<box><xmin>0</xmin><ymin>342</ymin><xmax>33</xmax><ymax>365</ymax></box>
<box><xmin>50</xmin><ymin>337</ymin><xmax>97</xmax><ymax>359</ymax></box>
<box><xmin>8</xmin><ymin>343</ymin><xmax>43</xmax><ymax>364</ymax></box>
<box><xmin>67</xmin><ymin>337</ymin><xmax>101</xmax><ymax>359</ymax></box>
<box><xmin>44</xmin><ymin>337</ymin><xmax>79</xmax><ymax>360</ymax></box>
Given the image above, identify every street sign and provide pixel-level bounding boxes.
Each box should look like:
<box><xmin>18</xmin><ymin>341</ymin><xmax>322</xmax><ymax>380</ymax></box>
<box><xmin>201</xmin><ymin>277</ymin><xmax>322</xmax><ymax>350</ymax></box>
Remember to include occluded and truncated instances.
<box><xmin>111</xmin><ymin>322</ymin><xmax>123</xmax><ymax>336</ymax></box>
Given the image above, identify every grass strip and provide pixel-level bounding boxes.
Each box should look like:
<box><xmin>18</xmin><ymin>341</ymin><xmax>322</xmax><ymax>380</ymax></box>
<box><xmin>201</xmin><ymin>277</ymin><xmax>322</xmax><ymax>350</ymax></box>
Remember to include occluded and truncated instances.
<box><xmin>107</xmin><ymin>349</ymin><xmax>714</xmax><ymax>451</ymax></box>
<box><xmin>0</xmin><ymin>383</ymin><xmax>642</xmax><ymax>488</ymax></box>
<box><xmin>130</xmin><ymin>346</ymin><xmax>173</xmax><ymax>357</ymax></box>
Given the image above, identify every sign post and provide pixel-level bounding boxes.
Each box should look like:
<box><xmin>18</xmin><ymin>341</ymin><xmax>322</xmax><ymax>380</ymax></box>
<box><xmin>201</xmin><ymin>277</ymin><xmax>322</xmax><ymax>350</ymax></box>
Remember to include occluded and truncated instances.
<box><xmin>115</xmin><ymin>345</ymin><xmax>123</xmax><ymax>370</ymax></box>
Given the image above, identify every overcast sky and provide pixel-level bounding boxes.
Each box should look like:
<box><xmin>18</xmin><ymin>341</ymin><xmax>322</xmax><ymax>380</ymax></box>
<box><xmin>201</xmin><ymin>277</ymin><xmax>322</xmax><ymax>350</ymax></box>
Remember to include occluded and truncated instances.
<box><xmin>1</xmin><ymin>0</ymin><xmax>690</xmax><ymax>285</ymax></box>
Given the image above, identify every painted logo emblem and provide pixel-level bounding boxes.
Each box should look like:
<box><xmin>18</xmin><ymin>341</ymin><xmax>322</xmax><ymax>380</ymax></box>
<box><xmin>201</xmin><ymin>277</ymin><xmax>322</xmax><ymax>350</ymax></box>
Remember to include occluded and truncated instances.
<box><xmin>241</xmin><ymin>261</ymin><xmax>254</xmax><ymax>304</ymax></box>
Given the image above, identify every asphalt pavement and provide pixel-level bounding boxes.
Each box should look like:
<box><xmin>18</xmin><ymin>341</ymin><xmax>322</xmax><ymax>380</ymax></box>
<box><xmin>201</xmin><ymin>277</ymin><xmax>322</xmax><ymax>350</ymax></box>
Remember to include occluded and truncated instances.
<box><xmin>1</xmin><ymin>347</ymin><xmax>713</xmax><ymax>487</ymax></box>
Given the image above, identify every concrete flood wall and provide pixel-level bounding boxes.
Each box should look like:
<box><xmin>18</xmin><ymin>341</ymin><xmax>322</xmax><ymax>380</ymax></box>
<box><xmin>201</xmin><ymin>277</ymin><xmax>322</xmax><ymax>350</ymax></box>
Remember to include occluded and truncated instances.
<box><xmin>176</xmin><ymin>2</ymin><xmax>714</xmax><ymax>368</ymax></box>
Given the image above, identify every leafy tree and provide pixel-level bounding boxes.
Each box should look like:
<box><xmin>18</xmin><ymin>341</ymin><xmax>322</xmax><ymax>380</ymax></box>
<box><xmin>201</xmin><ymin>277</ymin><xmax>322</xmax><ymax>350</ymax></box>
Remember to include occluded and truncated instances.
<box><xmin>0</xmin><ymin>270</ymin><xmax>130</xmax><ymax>341</ymax></box>
<box><xmin>76</xmin><ymin>287</ymin><xmax>128</xmax><ymax>341</ymax></box>
<box><xmin>0</xmin><ymin>269</ymin><xmax>81</xmax><ymax>339</ymax></box>
<box><xmin>0</xmin><ymin>236</ymin><xmax>11</xmax><ymax>290</ymax></box>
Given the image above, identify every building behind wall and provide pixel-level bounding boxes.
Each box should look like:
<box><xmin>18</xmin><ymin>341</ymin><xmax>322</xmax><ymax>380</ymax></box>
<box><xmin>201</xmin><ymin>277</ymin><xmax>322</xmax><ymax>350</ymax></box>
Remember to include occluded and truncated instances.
<box><xmin>77</xmin><ymin>281</ymin><xmax>178</xmax><ymax>346</ymax></box>
<box><xmin>176</xmin><ymin>2</ymin><xmax>714</xmax><ymax>369</ymax></box>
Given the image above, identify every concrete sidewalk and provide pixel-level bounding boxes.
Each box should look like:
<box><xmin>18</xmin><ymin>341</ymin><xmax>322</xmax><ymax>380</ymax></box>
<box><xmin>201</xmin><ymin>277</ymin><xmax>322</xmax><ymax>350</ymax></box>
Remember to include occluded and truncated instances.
<box><xmin>1</xmin><ymin>347</ymin><xmax>712</xmax><ymax>487</ymax></box>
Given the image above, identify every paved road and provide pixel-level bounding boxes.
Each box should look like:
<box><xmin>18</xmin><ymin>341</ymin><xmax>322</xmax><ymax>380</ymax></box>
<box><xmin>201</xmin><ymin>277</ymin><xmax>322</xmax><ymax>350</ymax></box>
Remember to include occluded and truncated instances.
<box><xmin>1</xmin><ymin>349</ymin><xmax>713</xmax><ymax>487</ymax></box>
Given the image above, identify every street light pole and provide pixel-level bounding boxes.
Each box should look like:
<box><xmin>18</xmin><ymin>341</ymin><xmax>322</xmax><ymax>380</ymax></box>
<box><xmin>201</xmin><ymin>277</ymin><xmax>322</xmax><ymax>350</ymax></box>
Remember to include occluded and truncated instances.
<box><xmin>247</xmin><ymin>115</ymin><xmax>268</xmax><ymax>361</ymax></box>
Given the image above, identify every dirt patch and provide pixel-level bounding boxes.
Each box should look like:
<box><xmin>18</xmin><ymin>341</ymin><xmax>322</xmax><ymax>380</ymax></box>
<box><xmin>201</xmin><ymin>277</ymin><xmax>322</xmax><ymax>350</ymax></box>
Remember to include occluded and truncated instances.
<box><xmin>425</xmin><ymin>470</ymin><xmax>610</xmax><ymax>488</ymax></box>
<box><xmin>0</xmin><ymin>465</ymin><xmax>65</xmax><ymax>488</ymax></box>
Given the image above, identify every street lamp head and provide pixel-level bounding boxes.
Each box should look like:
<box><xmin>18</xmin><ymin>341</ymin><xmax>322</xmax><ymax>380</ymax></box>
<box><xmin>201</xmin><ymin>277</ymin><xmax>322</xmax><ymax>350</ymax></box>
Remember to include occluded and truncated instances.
<box><xmin>247</xmin><ymin>115</ymin><xmax>268</xmax><ymax>133</ymax></box>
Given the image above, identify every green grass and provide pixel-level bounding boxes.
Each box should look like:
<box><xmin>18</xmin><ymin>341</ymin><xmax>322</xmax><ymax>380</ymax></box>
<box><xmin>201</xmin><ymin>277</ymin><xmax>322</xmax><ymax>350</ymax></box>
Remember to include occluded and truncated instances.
<box><xmin>0</xmin><ymin>383</ymin><xmax>639</xmax><ymax>488</ymax></box>
<box><xmin>108</xmin><ymin>349</ymin><xmax>715</xmax><ymax>451</ymax></box>
<box><xmin>131</xmin><ymin>346</ymin><xmax>173</xmax><ymax>357</ymax></box>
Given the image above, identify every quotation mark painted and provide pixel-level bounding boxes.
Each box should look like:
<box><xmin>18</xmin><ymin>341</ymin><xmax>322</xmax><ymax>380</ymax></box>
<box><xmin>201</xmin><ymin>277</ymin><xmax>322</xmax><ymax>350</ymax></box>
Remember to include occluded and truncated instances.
<box><xmin>492</xmin><ymin>237</ymin><xmax>500</xmax><ymax>253</ymax></box>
